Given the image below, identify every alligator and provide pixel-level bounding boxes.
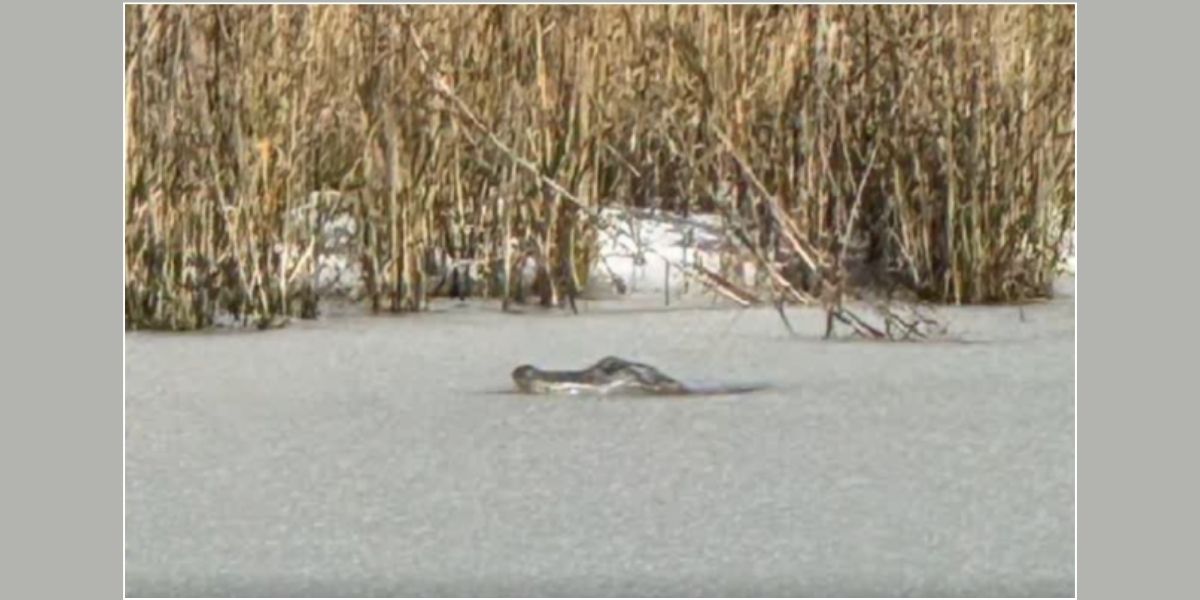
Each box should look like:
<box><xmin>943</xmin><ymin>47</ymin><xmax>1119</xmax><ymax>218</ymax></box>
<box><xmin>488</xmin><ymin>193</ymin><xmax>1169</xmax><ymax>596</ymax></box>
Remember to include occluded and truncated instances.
<box><xmin>511</xmin><ymin>356</ymin><xmax>763</xmax><ymax>397</ymax></box>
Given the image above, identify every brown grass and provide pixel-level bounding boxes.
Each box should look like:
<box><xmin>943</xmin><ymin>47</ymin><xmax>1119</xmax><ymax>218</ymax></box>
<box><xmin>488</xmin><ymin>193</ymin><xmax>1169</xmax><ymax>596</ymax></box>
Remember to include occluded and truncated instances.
<box><xmin>124</xmin><ymin>4</ymin><xmax>1075</xmax><ymax>331</ymax></box>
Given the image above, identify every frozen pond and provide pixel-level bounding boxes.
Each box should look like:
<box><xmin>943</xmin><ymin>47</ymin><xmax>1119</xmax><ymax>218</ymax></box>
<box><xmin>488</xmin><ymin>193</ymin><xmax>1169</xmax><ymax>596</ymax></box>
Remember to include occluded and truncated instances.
<box><xmin>125</xmin><ymin>280</ymin><xmax>1075</xmax><ymax>597</ymax></box>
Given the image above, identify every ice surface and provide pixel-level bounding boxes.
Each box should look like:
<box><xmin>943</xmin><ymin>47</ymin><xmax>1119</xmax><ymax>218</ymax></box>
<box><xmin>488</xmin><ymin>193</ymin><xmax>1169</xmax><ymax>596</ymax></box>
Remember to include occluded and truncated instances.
<box><xmin>125</xmin><ymin>280</ymin><xmax>1075</xmax><ymax>597</ymax></box>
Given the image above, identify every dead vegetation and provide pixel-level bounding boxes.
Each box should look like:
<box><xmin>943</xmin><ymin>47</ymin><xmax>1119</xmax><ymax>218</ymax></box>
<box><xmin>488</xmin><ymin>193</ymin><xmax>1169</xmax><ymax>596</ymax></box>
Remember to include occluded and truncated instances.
<box><xmin>125</xmin><ymin>5</ymin><xmax>1075</xmax><ymax>337</ymax></box>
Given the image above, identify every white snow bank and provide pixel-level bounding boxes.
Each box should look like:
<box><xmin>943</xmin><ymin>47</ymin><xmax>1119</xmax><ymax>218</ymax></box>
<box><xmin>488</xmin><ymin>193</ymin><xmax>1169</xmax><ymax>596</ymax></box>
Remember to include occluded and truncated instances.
<box><xmin>277</xmin><ymin>198</ymin><xmax>751</xmax><ymax>301</ymax></box>
<box><xmin>280</xmin><ymin>194</ymin><xmax>1076</xmax><ymax>300</ymax></box>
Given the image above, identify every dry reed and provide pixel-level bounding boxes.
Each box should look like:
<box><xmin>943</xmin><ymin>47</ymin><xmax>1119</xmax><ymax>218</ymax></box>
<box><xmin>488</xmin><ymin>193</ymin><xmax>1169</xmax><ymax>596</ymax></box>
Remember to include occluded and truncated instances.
<box><xmin>125</xmin><ymin>5</ymin><xmax>1075</xmax><ymax>331</ymax></box>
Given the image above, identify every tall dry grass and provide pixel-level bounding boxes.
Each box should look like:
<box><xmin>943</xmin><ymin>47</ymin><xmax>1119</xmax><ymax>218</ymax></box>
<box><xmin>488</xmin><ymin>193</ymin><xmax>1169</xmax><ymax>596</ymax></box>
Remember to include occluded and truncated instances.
<box><xmin>125</xmin><ymin>4</ymin><xmax>1075</xmax><ymax>331</ymax></box>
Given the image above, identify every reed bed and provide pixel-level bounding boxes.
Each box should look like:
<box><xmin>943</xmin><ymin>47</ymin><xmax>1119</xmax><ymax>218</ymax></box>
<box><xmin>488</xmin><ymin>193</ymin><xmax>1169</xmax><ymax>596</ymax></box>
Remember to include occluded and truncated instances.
<box><xmin>124</xmin><ymin>4</ymin><xmax>1075</xmax><ymax>331</ymax></box>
